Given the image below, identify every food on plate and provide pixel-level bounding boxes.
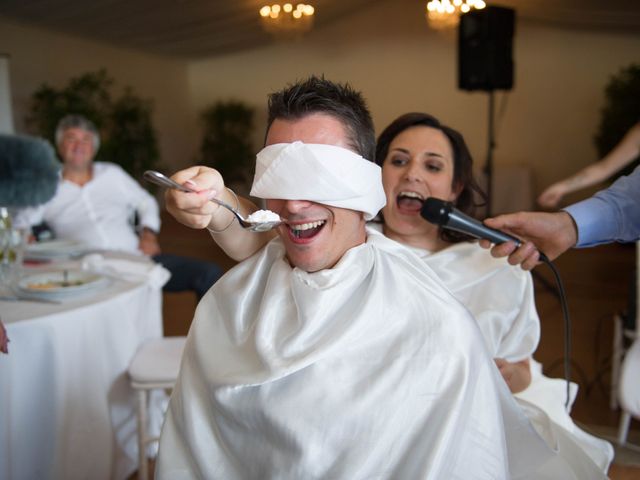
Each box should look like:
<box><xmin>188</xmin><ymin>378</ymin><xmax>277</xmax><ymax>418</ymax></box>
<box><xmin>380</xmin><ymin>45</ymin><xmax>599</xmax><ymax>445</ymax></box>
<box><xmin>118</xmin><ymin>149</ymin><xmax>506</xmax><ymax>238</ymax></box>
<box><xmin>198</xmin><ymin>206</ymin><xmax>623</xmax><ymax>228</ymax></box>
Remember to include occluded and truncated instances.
<box><xmin>27</xmin><ymin>279</ymin><xmax>86</xmax><ymax>290</ymax></box>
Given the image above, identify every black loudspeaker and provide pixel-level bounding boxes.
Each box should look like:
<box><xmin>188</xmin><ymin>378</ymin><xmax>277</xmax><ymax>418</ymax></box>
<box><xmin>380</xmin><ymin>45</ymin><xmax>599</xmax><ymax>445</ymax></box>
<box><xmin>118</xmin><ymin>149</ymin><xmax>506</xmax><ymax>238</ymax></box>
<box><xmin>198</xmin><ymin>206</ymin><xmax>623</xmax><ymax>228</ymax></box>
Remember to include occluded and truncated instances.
<box><xmin>458</xmin><ymin>6</ymin><xmax>515</xmax><ymax>91</ymax></box>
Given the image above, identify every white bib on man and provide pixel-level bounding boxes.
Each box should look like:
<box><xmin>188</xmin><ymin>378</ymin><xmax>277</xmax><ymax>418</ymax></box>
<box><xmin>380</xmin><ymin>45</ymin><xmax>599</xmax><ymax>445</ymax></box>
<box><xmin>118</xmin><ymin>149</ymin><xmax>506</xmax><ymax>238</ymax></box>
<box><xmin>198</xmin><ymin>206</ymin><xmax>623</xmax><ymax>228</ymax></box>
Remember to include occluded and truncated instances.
<box><xmin>157</xmin><ymin>230</ymin><xmax>558</xmax><ymax>479</ymax></box>
<box><xmin>156</xmin><ymin>143</ymin><xmax>556</xmax><ymax>479</ymax></box>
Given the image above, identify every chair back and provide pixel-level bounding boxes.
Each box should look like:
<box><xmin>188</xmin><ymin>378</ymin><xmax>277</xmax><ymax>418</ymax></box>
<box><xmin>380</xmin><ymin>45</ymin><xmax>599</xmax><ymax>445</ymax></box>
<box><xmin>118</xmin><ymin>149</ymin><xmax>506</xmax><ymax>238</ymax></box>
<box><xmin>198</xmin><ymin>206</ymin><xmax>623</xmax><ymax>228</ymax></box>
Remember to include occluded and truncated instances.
<box><xmin>619</xmin><ymin>338</ymin><xmax>640</xmax><ymax>418</ymax></box>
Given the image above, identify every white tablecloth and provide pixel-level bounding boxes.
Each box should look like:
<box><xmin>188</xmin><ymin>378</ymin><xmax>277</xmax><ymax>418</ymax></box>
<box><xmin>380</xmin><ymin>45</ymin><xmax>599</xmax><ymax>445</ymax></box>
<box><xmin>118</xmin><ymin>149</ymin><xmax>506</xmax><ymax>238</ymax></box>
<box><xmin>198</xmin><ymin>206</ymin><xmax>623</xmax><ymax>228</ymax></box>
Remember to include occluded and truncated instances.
<box><xmin>0</xmin><ymin>254</ymin><xmax>165</xmax><ymax>480</ymax></box>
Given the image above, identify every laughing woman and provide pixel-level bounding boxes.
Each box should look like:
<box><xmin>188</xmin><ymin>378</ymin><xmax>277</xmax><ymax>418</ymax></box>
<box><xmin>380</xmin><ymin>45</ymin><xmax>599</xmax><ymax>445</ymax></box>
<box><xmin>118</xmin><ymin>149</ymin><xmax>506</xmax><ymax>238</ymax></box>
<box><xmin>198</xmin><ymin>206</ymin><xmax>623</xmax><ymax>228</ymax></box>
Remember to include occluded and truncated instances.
<box><xmin>372</xmin><ymin>113</ymin><xmax>535</xmax><ymax>393</ymax></box>
<box><xmin>373</xmin><ymin>114</ymin><xmax>613</xmax><ymax>476</ymax></box>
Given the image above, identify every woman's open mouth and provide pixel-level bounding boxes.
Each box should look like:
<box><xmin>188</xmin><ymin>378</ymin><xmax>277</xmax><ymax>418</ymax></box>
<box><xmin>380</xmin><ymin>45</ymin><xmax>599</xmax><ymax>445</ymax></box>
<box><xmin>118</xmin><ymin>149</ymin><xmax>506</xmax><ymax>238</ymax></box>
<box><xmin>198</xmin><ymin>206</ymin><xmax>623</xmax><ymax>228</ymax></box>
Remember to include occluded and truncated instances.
<box><xmin>396</xmin><ymin>191</ymin><xmax>425</xmax><ymax>213</ymax></box>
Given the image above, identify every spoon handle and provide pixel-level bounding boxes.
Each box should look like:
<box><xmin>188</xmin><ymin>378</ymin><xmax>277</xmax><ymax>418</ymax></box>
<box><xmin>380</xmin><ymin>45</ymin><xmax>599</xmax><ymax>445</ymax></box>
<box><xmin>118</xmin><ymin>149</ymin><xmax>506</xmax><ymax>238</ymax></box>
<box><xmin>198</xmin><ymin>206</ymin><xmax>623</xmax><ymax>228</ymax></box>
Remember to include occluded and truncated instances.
<box><xmin>143</xmin><ymin>170</ymin><xmax>242</xmax><ymax>217</ymax></box>
<box><xmin>143</xmin><ymin>170</ymin><xmax>285</xmax><ymax>233</ymax></box>
<box><xmin>143</xmin><ymin>170</ymin><xmax>194</xmax><ymax>193</ymax></box>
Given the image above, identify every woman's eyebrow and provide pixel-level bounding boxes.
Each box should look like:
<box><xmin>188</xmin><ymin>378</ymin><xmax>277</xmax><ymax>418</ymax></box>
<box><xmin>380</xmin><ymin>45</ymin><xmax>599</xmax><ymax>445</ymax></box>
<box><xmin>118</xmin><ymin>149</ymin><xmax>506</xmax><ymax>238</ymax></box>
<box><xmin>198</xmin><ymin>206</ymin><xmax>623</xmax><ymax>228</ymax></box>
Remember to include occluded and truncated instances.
<box><xmin>390</xmin><ymin>147</ymin><xmax>410</xmax><ymax>154</ymax></box>
<box><xmin>390</xmin><ymin>147</ymin><xmax>446</xmax><ymax>159</ymax></box>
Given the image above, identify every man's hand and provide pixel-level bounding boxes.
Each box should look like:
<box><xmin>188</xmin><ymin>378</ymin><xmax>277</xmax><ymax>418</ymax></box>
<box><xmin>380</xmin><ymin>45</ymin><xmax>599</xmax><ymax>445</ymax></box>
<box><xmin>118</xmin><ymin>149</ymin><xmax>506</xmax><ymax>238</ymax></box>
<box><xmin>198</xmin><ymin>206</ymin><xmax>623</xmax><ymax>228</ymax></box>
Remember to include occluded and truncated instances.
<box><xmin>494</xmin><ymin>358</ymin><xmax>531</xmax><ymax>394</ymax></box>
<box><xmin>479</xmin><ymin>211</ymin><xmax>578</xmax><ymax>270</ymax></box>
<box><xmin>138</xmin><ymin>228</ymin><xmax>161</xmax><ymax>256</ymax></box>
<box><xmin>164</xmin><ymin>166</ymin><xmax>229</xmax><ymax>230</ymax></box>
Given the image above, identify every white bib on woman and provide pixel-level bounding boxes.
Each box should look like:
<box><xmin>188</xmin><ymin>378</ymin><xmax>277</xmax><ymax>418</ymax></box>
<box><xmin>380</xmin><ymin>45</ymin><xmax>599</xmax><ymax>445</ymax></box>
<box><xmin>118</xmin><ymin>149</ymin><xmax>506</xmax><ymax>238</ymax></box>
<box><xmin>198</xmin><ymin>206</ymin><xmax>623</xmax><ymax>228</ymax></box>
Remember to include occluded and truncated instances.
<box><xmin>374</xmin><ymin>227</ymin><xmax>612</xmax><ymax>478</ymax></box>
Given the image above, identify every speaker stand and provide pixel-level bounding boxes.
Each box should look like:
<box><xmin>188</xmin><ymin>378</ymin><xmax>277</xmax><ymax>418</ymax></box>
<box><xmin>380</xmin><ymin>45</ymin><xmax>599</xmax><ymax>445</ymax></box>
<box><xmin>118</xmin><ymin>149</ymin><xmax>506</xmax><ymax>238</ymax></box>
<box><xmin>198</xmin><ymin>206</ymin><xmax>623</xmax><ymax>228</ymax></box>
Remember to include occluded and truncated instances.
<box><xmin>484</xmin><ymin>89</ymin><xmax>496</xmax><ymax>217</ymax></box>
<box><xmin>483</xmin><ymin>91</ymin><xmax>560</xmax><ymax>298</ymax></box>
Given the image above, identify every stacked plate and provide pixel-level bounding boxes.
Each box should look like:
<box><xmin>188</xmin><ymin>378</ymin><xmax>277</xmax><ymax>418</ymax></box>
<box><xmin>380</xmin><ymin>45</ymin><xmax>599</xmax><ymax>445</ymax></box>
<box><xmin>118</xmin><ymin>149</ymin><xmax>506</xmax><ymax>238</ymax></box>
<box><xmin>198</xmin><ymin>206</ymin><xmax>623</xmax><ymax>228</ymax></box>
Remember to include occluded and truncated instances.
<box><xmin>24</xmin><ymin>240</ymin><xmax>89</xmax><ymax>262</ymax></box>
<box><xmin>17</xmin><ymin>270</ymin><xmax>109</xmax><ymax>299</ymax></box>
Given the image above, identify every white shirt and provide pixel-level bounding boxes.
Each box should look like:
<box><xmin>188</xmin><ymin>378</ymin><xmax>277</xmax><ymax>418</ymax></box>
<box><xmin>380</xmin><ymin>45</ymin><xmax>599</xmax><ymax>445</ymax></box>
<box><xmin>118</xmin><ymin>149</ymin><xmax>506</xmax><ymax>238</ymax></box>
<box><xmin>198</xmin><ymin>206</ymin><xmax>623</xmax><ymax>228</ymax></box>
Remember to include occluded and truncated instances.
<box><xmin>566</xmin><ymin>163</ymin><xmax>640</xmax><ymax>247</ymax></box>
<box><xmin>14</xmin><ymin>162</ymin><xmax>160</xmax><ymax>253</ymax></box>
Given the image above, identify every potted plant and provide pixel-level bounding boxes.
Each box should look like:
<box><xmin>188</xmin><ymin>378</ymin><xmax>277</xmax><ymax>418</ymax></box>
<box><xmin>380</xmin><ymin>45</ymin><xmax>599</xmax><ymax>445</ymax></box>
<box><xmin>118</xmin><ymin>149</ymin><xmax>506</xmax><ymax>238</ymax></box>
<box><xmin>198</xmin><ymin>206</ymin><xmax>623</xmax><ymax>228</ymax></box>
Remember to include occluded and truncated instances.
<box><xmin>25</xmin><ymin>69</ymin><xmax>162</xmax><ymax>186</ymax></box>
<box><xmin>199</xmin><ymin>100</ymin><xmax>255</xmax><ymax>196</ymax></box>
<box><xmin>594</xmin><ymin>63</ymin><xmax>640</xmax><ymax>179</ymax></box>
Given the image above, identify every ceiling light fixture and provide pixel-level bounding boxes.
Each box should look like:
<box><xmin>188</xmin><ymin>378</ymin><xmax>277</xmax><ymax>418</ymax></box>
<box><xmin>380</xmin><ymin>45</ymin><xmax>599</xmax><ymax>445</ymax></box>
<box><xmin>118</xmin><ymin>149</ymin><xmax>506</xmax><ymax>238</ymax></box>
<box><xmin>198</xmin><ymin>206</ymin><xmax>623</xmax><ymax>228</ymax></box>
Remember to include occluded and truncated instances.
<box><xmin>426</xmin><ymin>0</ymin><xmax>486</xmax><ymax>30</ymax></box>
<box><xmin>259</xmin><ymin>3</ymin><xmax>315</xmax><ymax>38</ymax></box>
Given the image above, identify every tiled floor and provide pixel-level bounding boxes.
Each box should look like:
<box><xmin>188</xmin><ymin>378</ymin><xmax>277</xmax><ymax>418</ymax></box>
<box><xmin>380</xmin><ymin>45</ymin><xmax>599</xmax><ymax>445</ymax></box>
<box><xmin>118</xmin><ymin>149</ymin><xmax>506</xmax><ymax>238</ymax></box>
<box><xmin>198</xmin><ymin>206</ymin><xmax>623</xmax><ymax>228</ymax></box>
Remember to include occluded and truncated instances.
<box><xmin>157</xmin><ymin>212</ymin><xmax>640</xmax><ymax>478</ymax></box>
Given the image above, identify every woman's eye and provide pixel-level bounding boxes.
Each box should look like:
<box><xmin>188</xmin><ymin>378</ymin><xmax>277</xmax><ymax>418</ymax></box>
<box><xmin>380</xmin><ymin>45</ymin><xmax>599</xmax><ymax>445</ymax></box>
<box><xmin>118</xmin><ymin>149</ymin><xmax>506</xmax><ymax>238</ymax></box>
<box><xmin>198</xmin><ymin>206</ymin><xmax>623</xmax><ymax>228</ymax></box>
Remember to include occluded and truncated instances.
<box><xmin>426</xmin><ymin>163</ymin><xmax>442</xmax><ymax>172</ymax></box>
<box><xmin>389</xmin><ymin>157</ymin><xmax>408</xmax><ymax>166</ymax></box>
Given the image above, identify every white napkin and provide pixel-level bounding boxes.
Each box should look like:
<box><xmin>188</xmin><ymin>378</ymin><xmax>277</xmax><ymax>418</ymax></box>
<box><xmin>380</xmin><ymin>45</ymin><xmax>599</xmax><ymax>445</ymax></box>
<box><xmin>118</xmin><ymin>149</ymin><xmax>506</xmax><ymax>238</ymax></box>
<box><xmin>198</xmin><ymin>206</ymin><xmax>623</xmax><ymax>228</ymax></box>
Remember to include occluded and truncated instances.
<box><xmin>81</xmin><ymin>254</ymin><xmax>170</xmax><ymax>289</ymax></box>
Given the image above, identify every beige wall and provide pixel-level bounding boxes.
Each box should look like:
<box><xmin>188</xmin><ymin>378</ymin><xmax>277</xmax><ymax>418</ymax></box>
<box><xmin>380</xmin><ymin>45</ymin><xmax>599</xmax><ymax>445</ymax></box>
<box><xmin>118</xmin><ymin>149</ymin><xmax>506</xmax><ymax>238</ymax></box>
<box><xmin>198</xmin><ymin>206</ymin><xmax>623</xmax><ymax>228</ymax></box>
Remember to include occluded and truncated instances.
<box><xmin>0</xmin><ymin>16</ymin><xmax>197</xmax><ymax>170</ymax></box>
<box><xmin>2</xmin><ymin>2</ymin><xmax>639</xmax><ymax>209</ymax></box>
<box><xmin>188</xmin><ymin>1</ymin><xmax>640</xmax><ymax>207</ymax></box>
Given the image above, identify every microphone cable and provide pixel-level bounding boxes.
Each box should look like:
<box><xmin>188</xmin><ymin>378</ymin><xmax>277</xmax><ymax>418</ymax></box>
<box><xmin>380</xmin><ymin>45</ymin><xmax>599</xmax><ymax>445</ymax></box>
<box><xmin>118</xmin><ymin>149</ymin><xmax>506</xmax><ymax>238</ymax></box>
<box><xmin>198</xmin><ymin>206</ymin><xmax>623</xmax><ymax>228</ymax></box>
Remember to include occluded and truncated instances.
<box><xmin>537</xmin><ymin>253</ymin><xmax>573</xmax><ymax>410</ymax></box>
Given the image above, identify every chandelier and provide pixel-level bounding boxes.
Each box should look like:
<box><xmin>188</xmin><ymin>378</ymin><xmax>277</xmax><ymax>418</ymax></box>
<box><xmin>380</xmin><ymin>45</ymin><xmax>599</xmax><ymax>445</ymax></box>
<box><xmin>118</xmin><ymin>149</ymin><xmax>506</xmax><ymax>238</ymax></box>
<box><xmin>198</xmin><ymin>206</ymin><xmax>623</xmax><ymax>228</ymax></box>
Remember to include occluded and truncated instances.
<box><xmin>259</xmin><ymin>3</ymin><xmax>315</xmax><ymax>38</ymax></box>
<box><xmin>426</xmin><ymin>0</ymin><xmax>486</xmax><ymax>30</ymax></box>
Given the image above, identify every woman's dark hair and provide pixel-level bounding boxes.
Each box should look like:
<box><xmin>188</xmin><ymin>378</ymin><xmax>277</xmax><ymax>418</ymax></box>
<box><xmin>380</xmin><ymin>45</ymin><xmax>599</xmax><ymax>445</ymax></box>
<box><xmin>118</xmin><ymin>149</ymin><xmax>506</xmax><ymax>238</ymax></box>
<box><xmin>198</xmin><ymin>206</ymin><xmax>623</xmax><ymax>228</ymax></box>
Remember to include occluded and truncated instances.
<box><xmin>266</xmin><ymin>75</ymin><xmax>376</xmax><ymax>161</ymax></box>
<box><xmin>375</xmin><ymin>112</ymin><xmax>486</xmax><ymax>244</ymax></box>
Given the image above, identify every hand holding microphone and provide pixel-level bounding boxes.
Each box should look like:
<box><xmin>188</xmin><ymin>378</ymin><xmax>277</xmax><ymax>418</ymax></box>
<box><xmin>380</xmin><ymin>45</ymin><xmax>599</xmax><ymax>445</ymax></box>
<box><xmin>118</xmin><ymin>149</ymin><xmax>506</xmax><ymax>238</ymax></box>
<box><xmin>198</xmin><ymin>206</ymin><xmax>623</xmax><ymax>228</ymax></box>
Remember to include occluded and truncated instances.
<box><xmin>420</xmin><ymin>197</ymin><xmax>549</xmax><ymax>267</ymax></box>
<box><xmin>482</xmin><ymin>210</ymin><xmax>577</xmax><ymax>268</ymax></box>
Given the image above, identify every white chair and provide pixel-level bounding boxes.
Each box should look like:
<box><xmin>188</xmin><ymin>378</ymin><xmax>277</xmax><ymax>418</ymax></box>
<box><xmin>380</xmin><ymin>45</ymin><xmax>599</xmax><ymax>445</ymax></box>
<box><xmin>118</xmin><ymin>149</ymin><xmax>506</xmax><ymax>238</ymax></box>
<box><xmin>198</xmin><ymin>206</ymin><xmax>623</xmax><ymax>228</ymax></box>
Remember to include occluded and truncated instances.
<box><xmin>128</xmin><ymin>336</ymin><xmax>186</xmax><ymax>480</ymax></box>
<box><xmin>615</xmin><ymin>241</ymin><xmax>639</xmax><ymax>448</ymax></box>
<box><xmin>610</xmin><ymin>240</ymin><xmax>638</xmax><ymax>410</ymax></box>
<box><xmin>610</xmin><ymin>313</ymin><xmax>637</xmax><ymax>409</ymax></box>
<box><xmin>617</xmin><ymin>338</ymin><xmax>640</xmax><ymax>447</ymax></box>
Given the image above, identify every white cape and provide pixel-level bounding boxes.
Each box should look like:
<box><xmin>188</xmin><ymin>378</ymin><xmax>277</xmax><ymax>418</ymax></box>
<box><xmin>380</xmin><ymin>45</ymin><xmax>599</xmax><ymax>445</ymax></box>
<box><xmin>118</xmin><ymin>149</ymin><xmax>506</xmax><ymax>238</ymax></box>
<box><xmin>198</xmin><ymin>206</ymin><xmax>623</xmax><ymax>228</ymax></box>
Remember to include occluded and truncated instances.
<box><xmin>156</xmin><ymin>228</ymin><xmax>555</xmax><ymax>479</ymax></box>
<box><xmin>413</xmin><ymin>240</ymin><xmax>540</xmax><ymax>362</ymax></box>
<box><xmin>399</xmin><ymin>236</ymin><xmax>613</xmax><ymax>477</ymax></box>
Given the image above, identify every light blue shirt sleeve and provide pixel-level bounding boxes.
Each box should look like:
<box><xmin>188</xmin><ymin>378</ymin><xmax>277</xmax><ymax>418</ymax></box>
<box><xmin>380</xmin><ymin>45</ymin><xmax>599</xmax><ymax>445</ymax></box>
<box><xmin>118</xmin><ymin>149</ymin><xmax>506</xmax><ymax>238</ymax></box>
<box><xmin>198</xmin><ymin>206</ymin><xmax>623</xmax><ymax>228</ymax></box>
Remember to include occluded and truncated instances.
<box><xmin>564</xmin><ymin>164</ymin><xmax>640</xmax><ymax>247</ymax></box>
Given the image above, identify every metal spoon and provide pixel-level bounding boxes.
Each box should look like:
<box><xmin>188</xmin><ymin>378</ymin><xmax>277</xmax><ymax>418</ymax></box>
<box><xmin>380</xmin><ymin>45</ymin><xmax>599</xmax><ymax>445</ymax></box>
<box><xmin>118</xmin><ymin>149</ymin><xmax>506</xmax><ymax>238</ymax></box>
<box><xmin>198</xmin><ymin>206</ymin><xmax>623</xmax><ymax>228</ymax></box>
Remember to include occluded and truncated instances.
<box><xmin>143</xmin><ymin>170</ymin><xmax>285</xmax><ymax>232</ymax></box>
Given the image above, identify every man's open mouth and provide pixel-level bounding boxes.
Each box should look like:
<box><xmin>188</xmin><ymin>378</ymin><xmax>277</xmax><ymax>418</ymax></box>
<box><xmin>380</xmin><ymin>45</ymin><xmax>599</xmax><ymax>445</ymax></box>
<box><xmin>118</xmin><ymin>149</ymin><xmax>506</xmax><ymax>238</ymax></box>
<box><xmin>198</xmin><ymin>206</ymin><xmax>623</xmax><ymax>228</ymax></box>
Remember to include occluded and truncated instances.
<box><xmin>288</xmin><ymin>220</ymin><xmax>327</xmax><ymax>240</ymax></box>
<box><xmin>396</xmin><ymin>191</ymin><xmax>425</xmax><ymax>213</ymax></box>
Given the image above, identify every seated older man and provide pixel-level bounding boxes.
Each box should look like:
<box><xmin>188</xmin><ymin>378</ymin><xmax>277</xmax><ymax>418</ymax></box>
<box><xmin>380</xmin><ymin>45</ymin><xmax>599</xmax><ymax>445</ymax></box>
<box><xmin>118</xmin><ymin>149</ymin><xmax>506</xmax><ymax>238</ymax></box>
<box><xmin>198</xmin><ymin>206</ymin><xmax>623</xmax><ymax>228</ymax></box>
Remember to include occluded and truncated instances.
<box><xmin>14</xmin><ymin>114</ymin><xmax>222</xmax><ymax>299</ymax></box>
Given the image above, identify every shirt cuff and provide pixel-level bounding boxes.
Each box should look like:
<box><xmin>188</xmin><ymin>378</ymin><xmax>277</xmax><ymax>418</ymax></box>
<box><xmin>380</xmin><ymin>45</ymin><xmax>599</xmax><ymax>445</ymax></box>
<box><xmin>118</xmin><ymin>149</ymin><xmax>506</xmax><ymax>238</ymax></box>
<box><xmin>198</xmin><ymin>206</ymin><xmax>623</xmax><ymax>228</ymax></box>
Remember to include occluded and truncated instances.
<box><xmin>564</xmin><ymin>197</ymin><xmax>617</xmax><ymax>248</ymax></box>
<box><xmin>138</xmin><ymin>213</ymin><xmax>161</xmax><ymax>233</ymax></box>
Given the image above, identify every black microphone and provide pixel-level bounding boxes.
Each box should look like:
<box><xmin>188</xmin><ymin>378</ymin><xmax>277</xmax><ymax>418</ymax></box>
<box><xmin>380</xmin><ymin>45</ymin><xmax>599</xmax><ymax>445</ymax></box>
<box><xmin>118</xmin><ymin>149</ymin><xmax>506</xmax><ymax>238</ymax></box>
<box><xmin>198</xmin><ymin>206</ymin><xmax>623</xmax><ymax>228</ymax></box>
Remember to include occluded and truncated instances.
<box><xmin>421</xmin><ymin>197</ymin><xmax>522</xmax><ymax>246</ymax></box>
<box><xmin>0</xmin><ymin>133</ymin><xmax>61</xmax><ymax>207</ymax></box>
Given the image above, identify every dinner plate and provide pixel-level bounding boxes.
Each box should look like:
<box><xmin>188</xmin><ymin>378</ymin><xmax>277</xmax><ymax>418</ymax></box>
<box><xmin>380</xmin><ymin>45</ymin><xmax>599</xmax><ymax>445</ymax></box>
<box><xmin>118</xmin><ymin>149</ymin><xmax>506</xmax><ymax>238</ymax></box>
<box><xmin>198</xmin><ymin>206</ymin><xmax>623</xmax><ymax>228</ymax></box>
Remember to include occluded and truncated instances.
<box><xmin>17</xmin><ymin>270</ymin><xmax>109</xmax><ymax>298</ymax></box>
<box><xmin>25</xmin><ymin>240</ymin><xmax>89</xmax><ymax>261</ymax></box>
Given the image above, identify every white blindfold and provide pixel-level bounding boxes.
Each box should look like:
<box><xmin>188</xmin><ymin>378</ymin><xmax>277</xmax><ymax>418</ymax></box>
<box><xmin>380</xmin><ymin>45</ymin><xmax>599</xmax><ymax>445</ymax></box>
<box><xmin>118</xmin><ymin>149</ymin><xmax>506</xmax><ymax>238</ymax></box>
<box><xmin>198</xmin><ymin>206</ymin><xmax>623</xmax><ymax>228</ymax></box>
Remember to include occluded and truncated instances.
<box><xmin>250</xmin><ymin>142</ymin><xmax>386</xmax><ymax>220</ymax></box>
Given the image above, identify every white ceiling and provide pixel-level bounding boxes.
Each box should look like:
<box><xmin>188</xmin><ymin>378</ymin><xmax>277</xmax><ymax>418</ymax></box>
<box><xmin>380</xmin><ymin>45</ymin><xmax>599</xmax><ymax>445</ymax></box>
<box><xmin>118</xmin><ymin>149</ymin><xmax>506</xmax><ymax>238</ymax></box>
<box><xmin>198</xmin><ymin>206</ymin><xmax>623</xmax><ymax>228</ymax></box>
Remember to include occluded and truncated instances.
<box><xmin>0</xmin><ymin>0</ymin><xmax>638</xmax><ymax>59</ymax></box>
